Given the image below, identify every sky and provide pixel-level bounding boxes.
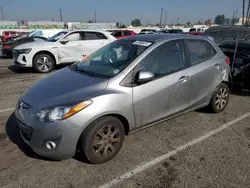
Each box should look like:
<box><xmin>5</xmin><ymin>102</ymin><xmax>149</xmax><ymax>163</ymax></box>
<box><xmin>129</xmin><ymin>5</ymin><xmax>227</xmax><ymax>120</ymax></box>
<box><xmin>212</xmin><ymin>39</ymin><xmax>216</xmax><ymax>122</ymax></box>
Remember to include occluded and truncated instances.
<box><xmin>0</xmin><ymin>0</ymin><xmax>242</xmax><ymax>24</ymax></box>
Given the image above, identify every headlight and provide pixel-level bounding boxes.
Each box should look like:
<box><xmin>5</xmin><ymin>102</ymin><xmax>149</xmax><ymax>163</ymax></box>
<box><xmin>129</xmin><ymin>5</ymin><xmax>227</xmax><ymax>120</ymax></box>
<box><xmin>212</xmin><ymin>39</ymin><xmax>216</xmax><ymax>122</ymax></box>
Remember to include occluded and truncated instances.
<box><xmin>36</xmin><ymin>100</ymin><xmax>92</xmax><ymax>122</ymax></box>
<box><xmin>18</xmin><ymin>48</ymin><xmax>32</xmax><ymax>54</ymax></box>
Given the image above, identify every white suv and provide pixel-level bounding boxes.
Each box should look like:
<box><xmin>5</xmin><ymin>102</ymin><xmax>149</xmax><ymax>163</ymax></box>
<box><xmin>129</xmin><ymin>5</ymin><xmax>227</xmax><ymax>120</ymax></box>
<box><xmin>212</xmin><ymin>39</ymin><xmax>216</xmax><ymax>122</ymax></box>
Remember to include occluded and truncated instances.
<box><xmin>13</xmin><ymin>30</ymin><xmax>117</xmax><ymax>73</ymax></box>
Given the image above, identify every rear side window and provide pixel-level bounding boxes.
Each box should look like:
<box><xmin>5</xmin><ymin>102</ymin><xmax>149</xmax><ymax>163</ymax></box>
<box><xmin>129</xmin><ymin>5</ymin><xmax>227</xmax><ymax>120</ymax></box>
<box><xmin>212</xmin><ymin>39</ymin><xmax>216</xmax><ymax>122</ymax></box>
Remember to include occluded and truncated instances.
<box><xmin>124</xmin><ymin>31</ymin><xmax>132</xmax><ymax>36</ymax></box>
<box><xmin>185</xmin><ymin>39</ymin><xmax>217</xmax><ymax>65</ymax></box>
<box><xmin>84</xmin><ymin>32</ymin><xmax>107</xmax><ymax>40</ymax></box>
<box><xmin>113</xmin><ymin>31</ymin><xmax>122</xmax><ymax>37</ymax></box>
<box><xmin>4</xmin><ymin>32</ymin><xmax>9</xmax><ymax>36</ymax></box>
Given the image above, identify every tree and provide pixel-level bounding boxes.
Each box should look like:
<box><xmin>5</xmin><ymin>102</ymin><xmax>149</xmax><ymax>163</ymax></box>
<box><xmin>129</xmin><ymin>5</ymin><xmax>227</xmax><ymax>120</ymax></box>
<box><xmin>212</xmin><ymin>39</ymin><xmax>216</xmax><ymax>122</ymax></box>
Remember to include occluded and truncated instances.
<box><xmin>131</xmin><ymin>19</ymin><xmax>142</xmax><ymax>27</ymax></box>
<box><xmin>87</xmin><ymin>20</ymin><xmax>93</xmax><ymax>23</ymax></box>
<box><xmin>204</xmin><ymin>19</ymin><xmax>212</xmax><ymax>25</ymax></box>
<box><xmin>214</xmin><ymin>14</ymin><xmax>226</xmax><ymax>25</ymax></box>
<box><xmin>225</xmin><ymin>18</ymin><xmax>230</xmax><ymax>25</ymax></box>
<box><xmin>120</xmin><ymin>24</ymin><xmax>127</xmax><ymax>28</ymax></box>
<box><xmin>186</xmin><ymin>21</ymin><xmax>192</xmax><ymax>26</ymax></box>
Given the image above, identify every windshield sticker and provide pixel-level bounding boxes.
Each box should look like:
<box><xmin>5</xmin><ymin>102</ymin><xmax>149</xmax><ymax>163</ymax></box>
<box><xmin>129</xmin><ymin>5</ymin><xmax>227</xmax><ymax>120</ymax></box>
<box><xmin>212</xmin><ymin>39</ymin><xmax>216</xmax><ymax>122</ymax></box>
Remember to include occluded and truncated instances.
<box><xmin>81</xmin><ymin>55</ymin><xmax>91</xmax><ymax>62</ymax></box>
<box><xmin>114</xmin><ymin>69</ymin><xmax>120</xmax><ymax>74</ymax></box>
<box><xmin>133</xmin><ymin>41</ymin><xmax>152</xmax><ymax>47</ymax></box>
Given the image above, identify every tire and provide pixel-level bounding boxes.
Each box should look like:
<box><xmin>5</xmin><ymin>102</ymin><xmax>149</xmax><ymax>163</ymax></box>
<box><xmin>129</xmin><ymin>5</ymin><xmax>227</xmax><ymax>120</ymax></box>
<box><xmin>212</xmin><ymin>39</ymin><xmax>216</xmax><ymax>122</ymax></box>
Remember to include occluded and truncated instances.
<box><xmin>209</xmin><ymin>83</ymin><xmax>230</xmax><ymax>113</ymax></box>
<box><xmin>79</xmin><ymin>116</ymin><xmax>125</xmax><ymax>164</ymax></box>
<box><xmin>33</xmin><ymin>53</ymin><xmax>55</xmax><ymax>73</ymax></box>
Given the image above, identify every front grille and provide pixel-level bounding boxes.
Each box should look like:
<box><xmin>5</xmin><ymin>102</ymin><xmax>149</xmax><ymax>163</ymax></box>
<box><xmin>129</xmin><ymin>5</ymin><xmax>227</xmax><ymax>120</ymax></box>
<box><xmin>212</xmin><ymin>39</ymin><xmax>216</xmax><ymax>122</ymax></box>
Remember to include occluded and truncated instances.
<box><xmin>19</xmin><ymin>123</ymin><xmax>33</xmax><ymax>141</ymax></box>
<box><xmin>13</xmin><ymin>50</ymin><xmax>20</xmax><ymax>59</ymax></box>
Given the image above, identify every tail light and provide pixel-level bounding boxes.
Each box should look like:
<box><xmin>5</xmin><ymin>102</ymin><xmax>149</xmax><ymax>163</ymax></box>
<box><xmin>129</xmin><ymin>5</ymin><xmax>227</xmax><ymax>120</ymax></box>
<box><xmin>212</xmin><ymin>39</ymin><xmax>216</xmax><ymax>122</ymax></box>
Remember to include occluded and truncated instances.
<box><xmin>3</xmin><ymin>45</ymin><xmax>11</xmax><ymax>49</ymax></box>
<box><xmin>226</xmin><ymin>57</ymin><xmax>230</xmax><ymax>65</ymax></box>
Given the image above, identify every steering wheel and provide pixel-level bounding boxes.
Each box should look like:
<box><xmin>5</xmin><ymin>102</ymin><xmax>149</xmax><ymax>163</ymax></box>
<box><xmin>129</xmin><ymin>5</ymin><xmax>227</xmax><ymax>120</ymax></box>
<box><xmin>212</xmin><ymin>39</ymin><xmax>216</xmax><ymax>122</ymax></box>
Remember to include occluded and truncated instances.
<box><xmin>102</xmin><ymin>49</ymin><xmax>117</xmax><ymax>64</ymax></box>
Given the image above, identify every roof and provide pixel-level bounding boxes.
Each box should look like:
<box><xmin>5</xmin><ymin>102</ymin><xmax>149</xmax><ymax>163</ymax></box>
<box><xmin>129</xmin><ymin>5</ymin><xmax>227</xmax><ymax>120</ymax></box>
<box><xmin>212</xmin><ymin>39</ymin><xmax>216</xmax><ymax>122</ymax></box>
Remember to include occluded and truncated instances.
<box><xmin>123</xmin><ymin>33</ymin><xmax>208</xmax><ymax>43</ymax></box>
<box><xmin>205</xmin><ymin>26</ymin><xmax>250</xmax><ymax>41</ymax></box>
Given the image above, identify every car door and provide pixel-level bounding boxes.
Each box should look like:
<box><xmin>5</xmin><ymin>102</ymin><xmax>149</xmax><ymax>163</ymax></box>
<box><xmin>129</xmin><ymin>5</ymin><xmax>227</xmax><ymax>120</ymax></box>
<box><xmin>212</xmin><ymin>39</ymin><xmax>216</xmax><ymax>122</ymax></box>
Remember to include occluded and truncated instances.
<box><xmin>80</xmin><ymin>31</ymin><xmax>112</xmax><ymax>57</ymax></box>
<box><xmin>132</xmin><ymin>39</ymin><xmax>192</xmax><ymax>127</ymax></box>
<box><xmin>57</xmin><ymin>31</ymin><xmax>84</xmax><ymax>63</ymax></box>
<box><xmin>184</xmin><ymin>39</ymin><xmax>221</xmax><ymax>107</ymax></box>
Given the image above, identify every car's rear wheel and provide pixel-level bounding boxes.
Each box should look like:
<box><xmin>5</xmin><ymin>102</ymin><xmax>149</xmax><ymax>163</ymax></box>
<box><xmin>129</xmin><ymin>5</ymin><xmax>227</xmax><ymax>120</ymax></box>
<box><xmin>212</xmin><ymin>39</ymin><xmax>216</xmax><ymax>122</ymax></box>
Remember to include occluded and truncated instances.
<box><xmin>209</xmin><ymin>83</ymin><xmax>230</xmax><ymax>113</ymax></box>
<box><xmin>79</xmin><ymin>116</ymin><xmax>125</xmax><ymax>164</ymax></box>
<box><xmin>33</xmin><ymin>54</ymin><xmax>55</xmax><ymax>73</ymax></box>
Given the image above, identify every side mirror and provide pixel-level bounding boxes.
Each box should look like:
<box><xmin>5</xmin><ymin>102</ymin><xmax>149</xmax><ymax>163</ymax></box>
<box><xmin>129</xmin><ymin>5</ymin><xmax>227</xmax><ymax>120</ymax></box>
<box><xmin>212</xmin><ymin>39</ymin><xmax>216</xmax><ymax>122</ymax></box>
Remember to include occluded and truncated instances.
<box><xmin>136</xmin><ymin>71</ymin><xmax>154</xmax><ymax>83</ymax></box>
<box><xmin>60</xmin><ymin>38</ymin><xmax>69</xmax><ymax>44</ymax></box>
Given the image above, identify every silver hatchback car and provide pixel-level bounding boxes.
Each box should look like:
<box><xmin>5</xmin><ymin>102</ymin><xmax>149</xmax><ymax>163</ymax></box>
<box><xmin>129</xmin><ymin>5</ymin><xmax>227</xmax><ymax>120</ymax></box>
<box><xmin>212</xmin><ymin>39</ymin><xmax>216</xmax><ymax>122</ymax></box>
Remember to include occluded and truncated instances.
<box><xmin>15</xmin><ymin>34</ymin><xmax>231</xmax><ymax>164</ymax></box>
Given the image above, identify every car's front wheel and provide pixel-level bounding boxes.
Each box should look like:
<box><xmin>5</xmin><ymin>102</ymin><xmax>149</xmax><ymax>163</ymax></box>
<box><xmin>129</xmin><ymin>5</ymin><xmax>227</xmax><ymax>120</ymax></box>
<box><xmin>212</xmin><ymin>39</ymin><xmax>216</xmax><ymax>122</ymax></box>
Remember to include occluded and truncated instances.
<box><xmin>33</xmin><ymin>54</ymin><xmax>55</xmax><ymax>73</ymax></box>
<box><xmin>209</xmin><ymin>83</ymin><xmax>230</xmax><ymax>113</ymax></box>
<box><xmin>79</xmin><ymin>116</ymin><xmax>125</xmax><ymax>164</ymax></box>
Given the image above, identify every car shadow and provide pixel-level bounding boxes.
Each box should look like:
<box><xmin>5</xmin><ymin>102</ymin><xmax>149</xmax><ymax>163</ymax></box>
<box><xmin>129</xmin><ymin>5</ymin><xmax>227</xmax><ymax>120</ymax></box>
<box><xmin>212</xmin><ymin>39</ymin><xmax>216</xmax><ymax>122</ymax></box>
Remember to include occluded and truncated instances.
<box><xmin>8</xmin><ymin>65</ymin><xmax>34</xmax><ymax>73</ymax></box>
<box><xmin>5</xmin><ymin>113</ymin><xmax>60</xmax><ymax>162</ymax></box>
<box><xmin>0</xmin><ymin>56</ymin><xmax>12</xmax><ymax>59</ymax></box>
<box><xmin>8</xmin><ymin>64</ymin><xmax>71</xmax><ymax>74</ymax></box>
<box><xmin>230</xmin><ymin>89</ymin><xmax>250</xmax><ymax>97</ymax></box>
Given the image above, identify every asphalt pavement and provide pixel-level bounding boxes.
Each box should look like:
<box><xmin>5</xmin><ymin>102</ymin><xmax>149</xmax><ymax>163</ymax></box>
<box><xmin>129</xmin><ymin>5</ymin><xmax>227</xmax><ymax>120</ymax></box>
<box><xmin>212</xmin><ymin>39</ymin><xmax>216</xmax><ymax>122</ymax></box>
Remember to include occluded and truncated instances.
<box><xmin>0</xmin><ymin>57</ymin><xmax>250</xmax><ymax>188</ymax></box>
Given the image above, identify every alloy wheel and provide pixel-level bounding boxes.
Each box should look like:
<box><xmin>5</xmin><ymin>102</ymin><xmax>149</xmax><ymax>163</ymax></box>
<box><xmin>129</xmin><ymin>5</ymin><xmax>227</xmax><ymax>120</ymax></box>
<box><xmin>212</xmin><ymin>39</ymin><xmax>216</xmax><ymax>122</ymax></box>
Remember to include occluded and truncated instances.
<box><xmin>92</xmin><ymin>124</ymin><xmax>121</xmax><ymax>157</ymax></box>
<box><xmin>37</xmin><ymin>56</ymin><xmax>52</xmax><ymax>72</ymax></box>
<box><xmin>215</xmin><ymin>88</ymin><xmax>228</xmax><ymax>110</ymax></box>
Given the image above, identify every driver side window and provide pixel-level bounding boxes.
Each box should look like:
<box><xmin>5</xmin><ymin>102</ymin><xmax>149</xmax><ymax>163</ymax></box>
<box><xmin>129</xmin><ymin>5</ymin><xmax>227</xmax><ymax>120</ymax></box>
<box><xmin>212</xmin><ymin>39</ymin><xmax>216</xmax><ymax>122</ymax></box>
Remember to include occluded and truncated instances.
<box><xmin>64</xmin><ymin>32</ymin><xmax>81</xmax><ymax>41</ymax></box>
<box><xmin>139</xmin><ymin>40</ymin><xmax>185</xmax><ymax>79</ymax></box>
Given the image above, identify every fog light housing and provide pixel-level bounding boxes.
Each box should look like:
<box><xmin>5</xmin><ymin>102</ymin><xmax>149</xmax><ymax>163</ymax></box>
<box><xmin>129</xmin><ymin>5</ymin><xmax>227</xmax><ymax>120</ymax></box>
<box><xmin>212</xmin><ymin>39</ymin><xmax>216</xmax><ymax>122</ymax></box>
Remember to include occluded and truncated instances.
<box><xmin>45</xmin><ymin>141</ymin><xmax>57</xmax><ymax>151</ymax></box>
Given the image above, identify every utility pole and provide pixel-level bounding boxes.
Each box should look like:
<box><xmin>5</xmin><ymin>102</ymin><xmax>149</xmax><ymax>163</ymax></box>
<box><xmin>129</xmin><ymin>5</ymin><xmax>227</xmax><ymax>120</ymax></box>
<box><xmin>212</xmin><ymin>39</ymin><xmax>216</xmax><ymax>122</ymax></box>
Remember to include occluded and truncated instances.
<box><xmin>60</xmin><ymin>8</ymin><xmax>63</xmax><ymax>22</ymax></box>
<box><xmin>94</xmin><ymin>8</ymin><xmax>96</xmax><ymax>23</ymax></box>
<box><xmin>232</xmin><ymin>11</ymin><xmax>235</xmax><ymax>25</ymax></box>
<box><xmin>246</xmin><ymin>0</ymin><xmax>250</xmax><ymax>24</ymax></box>
<box><xmin>0</xmin><ymin>6</ymin><xmax>4</xmax><ymax>20</ymax></box>
<box><xmin>159</xmin><ymin>8</ymin><xmax>163</xmax><ymax>26</ymax></box>
<box><xmin>235</xmin><ymin>9</ymin><xmax>238</xmax><ymax>19</ymax></box>
<box><xmin>164</xmin><ymin>10</ymin><xmax>167</xmax><ymax>26</ymax></box>
<box><xmin>243</xmin><ymin>0</ymin><xmax>245</xmax><ymax>25</ymax></box>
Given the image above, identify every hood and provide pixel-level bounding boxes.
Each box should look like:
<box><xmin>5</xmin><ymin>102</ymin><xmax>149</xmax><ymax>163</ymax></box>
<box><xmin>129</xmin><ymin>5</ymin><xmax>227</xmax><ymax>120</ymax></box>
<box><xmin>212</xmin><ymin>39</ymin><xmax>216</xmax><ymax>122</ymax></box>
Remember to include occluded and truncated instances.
<box><xmin>205</xmin><ymin>26</ymin><xmax>250</xmax><ymax>42</ymax></box>
<box><xmin>21</xmin><ymin>67</ymin><xmax>109</xmax><ymax>109</ymax></box>
<box><xmin>14</xmin><ymin>40</ymin><xmax>55</xmax><ymax>50</ymax></box>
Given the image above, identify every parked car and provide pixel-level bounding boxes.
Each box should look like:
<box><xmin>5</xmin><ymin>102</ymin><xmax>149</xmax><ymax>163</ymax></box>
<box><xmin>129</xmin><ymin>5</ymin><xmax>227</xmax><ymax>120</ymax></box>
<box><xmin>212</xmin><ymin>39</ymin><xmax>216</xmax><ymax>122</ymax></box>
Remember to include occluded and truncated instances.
<box><xmin>189</xmin><ymin>28</ymin><xmax>206</xmax><ymax>32</ymax></box>
<box><xmin>13</xmin><ymin>30</ymin><xmax>116</xmax><ymax>73</ymax></box>
<box><xmin>108</xmin><ymin>30</ymin><xmax>137</xmax><ymax>39</ymax></box>
<box><xmin>184</xmin><ymin>31</ymin><xmax>205</xmax><ymax>35</ymax></box>
<box><xmin>168</xmin><ymin>29</ymin><xmax>183</xmax><ymax>33</ymax></box>
<box><xmin>138</xmin><ymin>31</ymin><xmax>155</xmax><ymax>35</ymax></box>
<box><xmin>157</xmin><ymin>29</ymin><xmax>169</xmax><ymax>33</ymax></box>
<box><xmin>205</xmin><ymin>26</ymin><xmax>250</xmax><ymax>90</ymax></box>
<box><xmin>15</xmin><ymin>34</ymin><xmax>230</xmax><ymax>164</ymax></box>
<box><xmin>1</xmin><ymin>30</ymin><xmax>23</xmax><ymax>42</ymax></box>
<box><xmin>28</xmin><ymin>29</ymin><xmax>64</xmax><ymax>38</ymax></box>
<box><xmin>2</xmin><ymin>36</ymin><xmax>47</xmax><ymax>58</ymax></box>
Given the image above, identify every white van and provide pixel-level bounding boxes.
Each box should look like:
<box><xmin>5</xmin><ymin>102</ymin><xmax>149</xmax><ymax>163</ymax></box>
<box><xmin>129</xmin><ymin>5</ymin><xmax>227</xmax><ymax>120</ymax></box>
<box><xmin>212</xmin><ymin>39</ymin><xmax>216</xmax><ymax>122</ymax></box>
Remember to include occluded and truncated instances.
<box><xmin>29</xmin><ymin>29</ymin><xmax>64</xmax><ymax>38</ymax></box>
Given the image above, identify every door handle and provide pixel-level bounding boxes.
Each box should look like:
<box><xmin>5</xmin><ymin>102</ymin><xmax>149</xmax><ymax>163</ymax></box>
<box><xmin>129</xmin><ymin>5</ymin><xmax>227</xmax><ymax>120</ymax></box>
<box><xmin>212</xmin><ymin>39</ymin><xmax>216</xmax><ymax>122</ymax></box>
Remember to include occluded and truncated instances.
<box><xmin>78</xmin><ymin>45</ymin><xmax>83</xmax><ymax>46</ymax></box>
<box><xmin>214</xmin><ymin>64</ymin><xmax>220</xmax><ymax>69</ymax></box>
<box><xmin>178</xmin><ymin>76</ymin><xmax>189</xmax><ymax>83</ymax></box>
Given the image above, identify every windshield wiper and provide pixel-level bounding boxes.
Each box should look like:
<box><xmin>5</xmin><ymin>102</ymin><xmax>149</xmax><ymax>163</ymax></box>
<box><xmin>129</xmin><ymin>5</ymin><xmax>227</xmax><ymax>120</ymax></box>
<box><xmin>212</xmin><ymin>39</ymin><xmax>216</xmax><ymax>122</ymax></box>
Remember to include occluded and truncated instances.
<box><xmin>72</xmin><ymin>64</ymin><xmax>111</xmax><ymax>78</ymax></box>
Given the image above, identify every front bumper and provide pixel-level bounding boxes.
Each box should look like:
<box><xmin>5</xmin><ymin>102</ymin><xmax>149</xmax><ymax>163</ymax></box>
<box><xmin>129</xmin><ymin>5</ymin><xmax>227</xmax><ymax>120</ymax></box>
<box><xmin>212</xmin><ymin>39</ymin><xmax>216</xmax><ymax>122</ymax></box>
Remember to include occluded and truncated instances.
<box><xmin>15</xmin><ymin>105</ymin><xmax>82</xmax><ymax>159</ymax></box>
<box><xmin>13</xmin><ymin>50</ymin><xmax>32</xmax><ymax>67</ymax></box>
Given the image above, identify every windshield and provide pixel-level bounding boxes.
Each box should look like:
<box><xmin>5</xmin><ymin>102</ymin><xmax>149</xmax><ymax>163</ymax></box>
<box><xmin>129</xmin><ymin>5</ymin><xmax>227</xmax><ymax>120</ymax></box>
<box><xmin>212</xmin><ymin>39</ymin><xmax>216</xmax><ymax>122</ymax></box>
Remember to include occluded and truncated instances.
<box><xmin>47</xmin><ymin>31</ymin><xmax>68</xmax><ymax>42</ymax></box>
<box><xmin>72</xmin><ymin>39</ymin><xmax>153</xmax><ymax>78</ymax></box>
